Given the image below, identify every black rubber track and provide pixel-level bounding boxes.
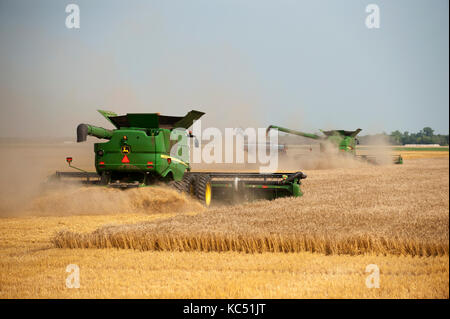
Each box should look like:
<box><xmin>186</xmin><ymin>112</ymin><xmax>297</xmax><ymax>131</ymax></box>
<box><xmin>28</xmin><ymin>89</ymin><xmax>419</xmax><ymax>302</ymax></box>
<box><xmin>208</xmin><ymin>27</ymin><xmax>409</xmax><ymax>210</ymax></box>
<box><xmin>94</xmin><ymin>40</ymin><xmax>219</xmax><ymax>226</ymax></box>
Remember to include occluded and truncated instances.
<box><xmin>168</xmin><ymin>174</ymin><xmax>196</xmax><ymax>194</ymax></box>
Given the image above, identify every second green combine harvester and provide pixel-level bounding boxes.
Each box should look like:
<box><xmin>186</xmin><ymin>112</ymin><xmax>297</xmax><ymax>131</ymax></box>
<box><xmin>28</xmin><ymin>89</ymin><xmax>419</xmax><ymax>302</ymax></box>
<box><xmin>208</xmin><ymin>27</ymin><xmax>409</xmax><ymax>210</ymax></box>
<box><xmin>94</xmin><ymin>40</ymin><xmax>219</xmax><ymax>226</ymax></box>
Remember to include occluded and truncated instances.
<box><xmin>266</xmin><ymin>125</ymin><xmax>403</xmax><ymax>164</ymax></box>
<box><xmin>53</xmin><ymin>110</ymin><xmax>307</xmax><ymax>206</ymax></box>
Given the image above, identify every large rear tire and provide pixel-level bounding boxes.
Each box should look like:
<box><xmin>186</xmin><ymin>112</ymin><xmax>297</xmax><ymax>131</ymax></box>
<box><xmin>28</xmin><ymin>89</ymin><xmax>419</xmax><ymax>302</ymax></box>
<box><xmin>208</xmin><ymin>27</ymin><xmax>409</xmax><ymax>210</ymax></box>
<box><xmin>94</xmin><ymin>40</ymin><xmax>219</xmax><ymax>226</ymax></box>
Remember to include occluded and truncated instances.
<box><xmin>194</xmin><ymin>174</ymin><xmax>212</xmax><ymax>207</ymax></box>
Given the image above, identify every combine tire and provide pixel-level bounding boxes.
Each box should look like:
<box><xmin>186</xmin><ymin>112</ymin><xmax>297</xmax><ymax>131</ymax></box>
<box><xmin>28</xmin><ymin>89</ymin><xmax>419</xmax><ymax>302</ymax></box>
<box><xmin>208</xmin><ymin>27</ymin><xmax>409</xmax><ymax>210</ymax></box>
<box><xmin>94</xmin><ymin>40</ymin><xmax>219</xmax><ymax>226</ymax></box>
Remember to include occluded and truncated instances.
<box><xmin>100</xmin><ymin>172</ymin><xmax>111</xmax><ymax>185</ymax></box>
<box><xmin>168</xmin><ymin>174</ymin><xmax>195</xmax><ymax>195</ymax></box>
<box><xmin>194</xmin><ymin>174</ymin><xmax>212</xmax><ymax>207</ymax></box>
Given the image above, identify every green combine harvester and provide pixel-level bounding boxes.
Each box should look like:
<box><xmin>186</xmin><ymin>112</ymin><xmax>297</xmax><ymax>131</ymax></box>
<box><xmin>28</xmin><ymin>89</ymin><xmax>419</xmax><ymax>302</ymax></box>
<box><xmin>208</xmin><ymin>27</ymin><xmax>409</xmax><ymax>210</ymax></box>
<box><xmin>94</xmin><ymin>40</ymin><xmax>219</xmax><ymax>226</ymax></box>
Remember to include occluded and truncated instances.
<box><xmin>51</xmin><ymin>110</ymin><xmax>307</xmax><ymax>206</ymax></box>
<box><xmin>266</xmin><ymin>125</ymin><xmax>403</xmax><ymax>164</ymax></box>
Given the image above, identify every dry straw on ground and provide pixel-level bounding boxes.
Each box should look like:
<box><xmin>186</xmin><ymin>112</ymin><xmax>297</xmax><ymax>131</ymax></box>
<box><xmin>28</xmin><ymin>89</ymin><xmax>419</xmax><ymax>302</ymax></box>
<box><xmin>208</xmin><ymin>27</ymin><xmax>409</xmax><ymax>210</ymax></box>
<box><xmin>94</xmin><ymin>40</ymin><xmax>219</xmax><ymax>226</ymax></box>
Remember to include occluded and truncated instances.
<box><xmin>53</xmin><ymin>158</ymin><xmax>449</xmax><ymax>256</ymax></box>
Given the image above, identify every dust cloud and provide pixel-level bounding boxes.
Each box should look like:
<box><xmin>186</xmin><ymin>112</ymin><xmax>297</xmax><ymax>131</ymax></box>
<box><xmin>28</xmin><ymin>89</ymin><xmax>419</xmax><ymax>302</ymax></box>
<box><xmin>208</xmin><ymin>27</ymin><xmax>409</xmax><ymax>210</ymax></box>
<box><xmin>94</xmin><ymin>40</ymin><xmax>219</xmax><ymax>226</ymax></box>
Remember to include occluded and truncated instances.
<box><xmin>28</xmin><ymin>185</ymin><xmax>204</xmax><ymax>216</ymax></box>
<box><xmin>277</xmin><ymin>141</ymin><xmax>368</xmax><ymax>171</ymax></box>
<box><xmin>358</xmin><ymin>134</ymin><xmax>395</xmax><ymax>165</ymax></box>
<box><xmin>276</xmin><ymin>133</ymin><xmax>398</xmax><ymax>170</ymax></box>
<box><xmin>0</xmin><ymin>142</ymin><xmax>203</xmax><ymax>217</ymax></box>
<box><xmin>0</xmin><ymin>130</ymin><xmax>396</xmax><ymax>217</ymax></box>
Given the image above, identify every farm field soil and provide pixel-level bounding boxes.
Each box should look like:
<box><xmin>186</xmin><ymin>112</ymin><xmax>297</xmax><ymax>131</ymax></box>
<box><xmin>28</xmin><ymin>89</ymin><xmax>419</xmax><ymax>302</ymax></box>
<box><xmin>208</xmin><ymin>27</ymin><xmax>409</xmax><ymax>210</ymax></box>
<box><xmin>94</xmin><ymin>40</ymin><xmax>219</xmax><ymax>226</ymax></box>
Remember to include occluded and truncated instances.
<box><xmin>397</xmin><ymin>150</ymin><xmax>449</xmax><ymax>159</ymax></box>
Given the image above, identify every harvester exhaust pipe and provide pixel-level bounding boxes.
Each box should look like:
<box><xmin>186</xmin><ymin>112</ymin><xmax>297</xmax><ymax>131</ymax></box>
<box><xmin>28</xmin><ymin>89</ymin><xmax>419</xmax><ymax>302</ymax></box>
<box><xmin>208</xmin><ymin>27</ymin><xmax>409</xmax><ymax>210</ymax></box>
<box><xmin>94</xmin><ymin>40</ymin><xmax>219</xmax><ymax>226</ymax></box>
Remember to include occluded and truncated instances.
<box><xmin>77</xmin><ymin>124</ymin><xmax>113</xmax><ymax>142</ymax></box>
<box><xmin>77</xmin><ymin>124</ymin><xmax>89</xmax><ymax>142</ymax></box>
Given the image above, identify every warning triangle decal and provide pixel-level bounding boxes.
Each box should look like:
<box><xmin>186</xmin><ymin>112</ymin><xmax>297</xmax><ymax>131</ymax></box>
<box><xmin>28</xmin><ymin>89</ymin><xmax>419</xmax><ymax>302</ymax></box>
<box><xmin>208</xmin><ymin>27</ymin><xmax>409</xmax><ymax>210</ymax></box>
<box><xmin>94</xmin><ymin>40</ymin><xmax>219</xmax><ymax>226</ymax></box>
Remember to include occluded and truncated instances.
<box><xmin>121</xmin><ymin>155</ymin><xmax>130</xmax><ymax>163</ymax></box>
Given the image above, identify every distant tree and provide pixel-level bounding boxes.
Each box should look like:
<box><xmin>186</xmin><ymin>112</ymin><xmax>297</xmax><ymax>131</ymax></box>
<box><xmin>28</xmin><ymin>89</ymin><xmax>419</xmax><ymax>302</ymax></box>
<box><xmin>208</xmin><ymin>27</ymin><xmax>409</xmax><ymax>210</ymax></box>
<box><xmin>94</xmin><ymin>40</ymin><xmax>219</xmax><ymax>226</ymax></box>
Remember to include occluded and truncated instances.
<box><xmin>402</xmin><ymin>131</ymin><xmax>410</xmax><ymax>144</ymax></box>
<box><xmin>358</xmin><ymin>127</ymin><xmax>449</xmax><ymax>146</ymax></box>
<box><xmin>422</xmin><ymin>127</ymin><xmax>434</xmax><ymax>137</ymax></box>
<box><xmin>390</xmin><ymin>130</ymin><xmax>402</xmax><ymax>145</ymax></box>
<box><xmin>421</xmin><ymin>135</ymin><xmax>432</xmax><ymax>144</ymax></box>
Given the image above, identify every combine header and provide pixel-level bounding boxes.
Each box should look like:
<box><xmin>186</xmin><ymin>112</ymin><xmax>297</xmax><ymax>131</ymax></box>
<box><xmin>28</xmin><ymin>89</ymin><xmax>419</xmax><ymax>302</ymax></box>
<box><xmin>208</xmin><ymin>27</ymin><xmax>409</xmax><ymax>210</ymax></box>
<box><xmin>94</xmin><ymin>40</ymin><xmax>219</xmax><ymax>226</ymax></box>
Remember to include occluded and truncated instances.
<box><xmin>266</xmin><ymin>125</ymin><xmax>403</xmax><ymax>164</ymax></box>
<box><xmin>50</xmin><ymin>110</ymin><xmax>307</xmax><ymax>206</ymax></box>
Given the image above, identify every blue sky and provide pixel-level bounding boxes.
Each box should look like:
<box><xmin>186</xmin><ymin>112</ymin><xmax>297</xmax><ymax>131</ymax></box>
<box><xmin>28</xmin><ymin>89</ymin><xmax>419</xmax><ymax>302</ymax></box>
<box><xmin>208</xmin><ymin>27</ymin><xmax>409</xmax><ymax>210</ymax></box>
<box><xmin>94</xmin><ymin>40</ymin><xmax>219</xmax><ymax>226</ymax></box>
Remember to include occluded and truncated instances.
<box><xmin>0</xmin><ymin>0</ymin><xmax>448</xmax><ymax>137</ymax></box>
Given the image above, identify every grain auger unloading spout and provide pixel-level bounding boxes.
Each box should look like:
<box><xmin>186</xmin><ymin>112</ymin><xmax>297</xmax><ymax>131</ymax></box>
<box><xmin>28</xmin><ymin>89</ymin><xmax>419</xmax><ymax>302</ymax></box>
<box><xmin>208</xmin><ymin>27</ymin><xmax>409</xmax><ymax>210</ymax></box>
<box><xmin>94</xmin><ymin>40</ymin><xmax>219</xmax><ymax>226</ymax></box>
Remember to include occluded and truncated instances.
<box><xmin>48</xmin><ymin>110</ymin><xmax>307</xmax><ymax>207</ymax></box>
<box><xmin>266</xmin><ymin>125</ymin><xmax>403</xmax><ymax>164</ymax></box>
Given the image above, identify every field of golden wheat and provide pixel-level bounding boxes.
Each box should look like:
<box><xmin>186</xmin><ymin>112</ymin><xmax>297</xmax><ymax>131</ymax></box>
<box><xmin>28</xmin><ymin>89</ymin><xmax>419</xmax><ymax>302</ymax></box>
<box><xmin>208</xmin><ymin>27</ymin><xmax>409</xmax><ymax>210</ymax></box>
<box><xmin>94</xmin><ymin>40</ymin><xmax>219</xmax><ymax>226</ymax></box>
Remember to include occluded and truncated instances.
<box><xmin>54</xmin><ymin>158</ymin><xmax>449</xmax><ymax>257</ymax></box>
<box><xmin>0</xmin><ymin>143</ymin><xmax>448</xmax><ymax>298</ymax></box>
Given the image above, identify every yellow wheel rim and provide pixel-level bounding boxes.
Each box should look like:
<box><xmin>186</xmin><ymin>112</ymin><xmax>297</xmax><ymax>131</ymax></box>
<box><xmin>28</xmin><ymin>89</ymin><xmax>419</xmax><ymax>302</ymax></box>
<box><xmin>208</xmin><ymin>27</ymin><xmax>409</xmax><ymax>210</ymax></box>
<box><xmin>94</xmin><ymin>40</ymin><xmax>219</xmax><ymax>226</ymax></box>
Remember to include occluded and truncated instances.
<box><xmin>205</xmin><ymin>183</ymin><xmax>212</xmax><ymax>207</ymax></box>
<box><xmin>189</xmin><ymin>185</ymin><xmax>195</xmax><ymax>196</ymax></box>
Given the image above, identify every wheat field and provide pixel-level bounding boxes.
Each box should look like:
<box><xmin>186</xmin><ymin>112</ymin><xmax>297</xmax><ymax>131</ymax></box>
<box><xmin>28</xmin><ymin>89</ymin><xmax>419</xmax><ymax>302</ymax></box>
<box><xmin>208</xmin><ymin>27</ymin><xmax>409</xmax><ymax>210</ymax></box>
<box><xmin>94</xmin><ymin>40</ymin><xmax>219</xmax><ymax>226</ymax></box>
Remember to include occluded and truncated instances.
<box><xmin>0</xmin><ymin>143</ymin><xmax>448</xmax><ymax>298</ymax></box>
<box><xmin>53</xmin><ymin>158</ymin><xmax>449</xmax><ymax>257</ymax></box>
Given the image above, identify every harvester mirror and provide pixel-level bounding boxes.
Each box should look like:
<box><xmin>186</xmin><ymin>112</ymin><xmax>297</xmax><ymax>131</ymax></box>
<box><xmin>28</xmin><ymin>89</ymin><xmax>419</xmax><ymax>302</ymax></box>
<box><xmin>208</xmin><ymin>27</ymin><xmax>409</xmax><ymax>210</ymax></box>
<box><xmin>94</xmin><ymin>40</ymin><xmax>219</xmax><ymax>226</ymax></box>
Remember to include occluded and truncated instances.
<box><xmin>188</xmin><ymin>131</ymin><xmax>199</xmax><ymax>148</ymax></box>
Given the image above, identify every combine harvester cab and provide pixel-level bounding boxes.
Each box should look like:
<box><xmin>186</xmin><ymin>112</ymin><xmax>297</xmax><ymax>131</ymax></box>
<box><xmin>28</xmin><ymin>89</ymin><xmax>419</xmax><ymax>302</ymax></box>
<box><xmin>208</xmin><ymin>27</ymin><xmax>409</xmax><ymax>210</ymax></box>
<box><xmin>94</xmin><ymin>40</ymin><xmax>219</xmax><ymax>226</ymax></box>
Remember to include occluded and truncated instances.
<box><xmin>51</xmin><ymin>110</ymin><xmax>307</xmax><ymax>206</ymax></box>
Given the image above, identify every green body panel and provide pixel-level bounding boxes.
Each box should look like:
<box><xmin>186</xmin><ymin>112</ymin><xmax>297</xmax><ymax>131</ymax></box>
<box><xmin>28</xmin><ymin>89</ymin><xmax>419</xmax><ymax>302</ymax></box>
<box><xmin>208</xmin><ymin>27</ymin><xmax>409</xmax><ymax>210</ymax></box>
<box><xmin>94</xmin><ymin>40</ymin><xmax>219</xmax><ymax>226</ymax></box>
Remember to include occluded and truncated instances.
<box><xmin>292</xmin><ymin>182</ymin><xmax>301</xmax><ymax>196</ymax></box>
<box><xmin>325</xmin><ymin>134</ymin><xmax>357</xmax><ymax>154</ymax></box>
<box><xmin>94</xmin><ymin>128</ymin><xmax>188</xmax><ymax>182</ymax></box>
<box><xmin>394</xmin><ymin>155</ymin><xmax>403</xmax><ymax>164</ymax></box>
